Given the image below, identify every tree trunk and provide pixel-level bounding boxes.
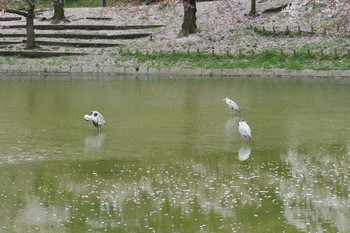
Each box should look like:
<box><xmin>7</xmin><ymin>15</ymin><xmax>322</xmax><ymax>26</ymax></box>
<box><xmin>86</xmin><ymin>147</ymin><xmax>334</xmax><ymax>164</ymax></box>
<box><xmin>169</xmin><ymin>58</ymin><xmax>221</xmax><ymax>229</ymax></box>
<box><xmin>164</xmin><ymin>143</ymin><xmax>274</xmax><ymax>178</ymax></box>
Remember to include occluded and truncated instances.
<box><xmin>177</xmin><ymin>0</ymin><xmax>198</xmax><ymax>38</ymax></box>
<box><xmin>3</xmin><ymin>1</ymin><xmax>37</xmax><ymax>49</ymax></box>
<box><xmin>52</xmin><ymin>0</ymin><xmax>65</xmax><ymax>24</ymax></box>
<box><xmin>26</xmin><ymin>5</ymin><xmax>36</xmax><ymax>49</ymax></box>
<box><xmin>102</xmin><ymin>0</ymin><xmax>107</xmax><ymax>7</ymax></box>
<box><xmin>249</xmin><ymin>0</ymin><xmax>256</xmax><ymax>16</ymax></box>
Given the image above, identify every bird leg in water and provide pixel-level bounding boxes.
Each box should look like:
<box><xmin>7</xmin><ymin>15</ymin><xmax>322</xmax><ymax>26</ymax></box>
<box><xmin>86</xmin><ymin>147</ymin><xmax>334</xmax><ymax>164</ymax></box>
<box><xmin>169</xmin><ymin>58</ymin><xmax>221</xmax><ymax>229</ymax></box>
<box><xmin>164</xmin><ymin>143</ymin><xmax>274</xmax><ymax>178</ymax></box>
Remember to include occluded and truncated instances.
<box><xmin>241</xmin><ymin>137</ymin><xmax>249</xmax><ymax>143</ymax></box>
<box><xmin>96</xmin><ymin>126</ymin><xmax>101</xmax><ymax>133</ymax></box>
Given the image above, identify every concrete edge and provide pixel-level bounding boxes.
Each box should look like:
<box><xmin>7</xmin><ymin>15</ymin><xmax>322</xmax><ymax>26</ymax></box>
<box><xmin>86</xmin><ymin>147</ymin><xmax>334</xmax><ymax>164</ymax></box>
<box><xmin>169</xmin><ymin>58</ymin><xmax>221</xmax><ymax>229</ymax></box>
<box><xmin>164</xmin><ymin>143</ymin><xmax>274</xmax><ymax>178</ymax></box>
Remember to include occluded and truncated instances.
<box><xmin>0</xmin><ymin>64</ymin><xmax>349</xmax><ymax>79</ymax></box>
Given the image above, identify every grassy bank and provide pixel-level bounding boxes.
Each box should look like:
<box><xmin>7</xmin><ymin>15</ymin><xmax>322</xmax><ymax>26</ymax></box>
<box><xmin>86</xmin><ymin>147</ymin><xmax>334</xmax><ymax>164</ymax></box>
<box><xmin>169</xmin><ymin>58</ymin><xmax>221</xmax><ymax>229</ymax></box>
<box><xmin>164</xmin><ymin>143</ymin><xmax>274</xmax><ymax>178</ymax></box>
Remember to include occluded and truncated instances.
<box><xmin>118</xmin><ymin>49</ymin><xmax>350</xmax><ymax>70</ymax></box>
<box><xmin>3</xmin><ymin>1</ymin><xmax>349</xmax><ymax>72</ymax></box>
<box><xmin>2</xmin><ymin>49</ymin><xmax>349</xmax><ymax>71</ymax></box>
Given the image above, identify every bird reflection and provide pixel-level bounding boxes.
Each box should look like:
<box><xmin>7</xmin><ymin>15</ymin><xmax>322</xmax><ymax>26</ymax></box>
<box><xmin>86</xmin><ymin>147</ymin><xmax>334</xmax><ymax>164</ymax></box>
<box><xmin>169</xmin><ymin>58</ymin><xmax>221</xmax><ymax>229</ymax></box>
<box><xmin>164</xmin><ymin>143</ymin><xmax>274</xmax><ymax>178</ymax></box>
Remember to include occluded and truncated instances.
<box><xmin>238</xmin><ymin>144</ymin><xmax>251</xmax><ymax>161</ymax></box>
<box><xmin>84</xmin><ymin>133</ymin><xmax>106</xmax><ymax>150</ymax></box>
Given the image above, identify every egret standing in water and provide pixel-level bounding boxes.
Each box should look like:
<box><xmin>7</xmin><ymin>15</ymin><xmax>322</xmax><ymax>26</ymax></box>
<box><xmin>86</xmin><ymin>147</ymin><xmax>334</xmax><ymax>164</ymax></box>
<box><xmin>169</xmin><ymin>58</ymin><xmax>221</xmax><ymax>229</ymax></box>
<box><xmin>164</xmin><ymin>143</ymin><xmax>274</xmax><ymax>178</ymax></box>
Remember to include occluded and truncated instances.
<box><xmin>238</xmin><ymin>119</ymin><xmax>251</xmax><ymax>140</ymax></box>
<box><xmin>223</xmin><ymin>97</ymin><xmax>240</xmax><ymax>114</ymax></box>
<box><xmin>84</xmin><ymin>110</ymin><xmax>106</xmax><ymax>132</ymax></box>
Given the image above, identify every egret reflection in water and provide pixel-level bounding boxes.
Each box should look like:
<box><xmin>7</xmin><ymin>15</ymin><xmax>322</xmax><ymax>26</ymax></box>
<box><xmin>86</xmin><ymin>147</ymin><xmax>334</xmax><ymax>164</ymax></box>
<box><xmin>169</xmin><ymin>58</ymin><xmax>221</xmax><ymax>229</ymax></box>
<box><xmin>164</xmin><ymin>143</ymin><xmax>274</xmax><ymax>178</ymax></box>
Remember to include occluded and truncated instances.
<box><xmin>84</xmin><ymin>133</ymin><xmax>106</xmax><ymax>151</ymax></box>
<box><xmin>238</xmin><ymin>144</ymin><xmax>251</xmax><ymax>161</ymax></box>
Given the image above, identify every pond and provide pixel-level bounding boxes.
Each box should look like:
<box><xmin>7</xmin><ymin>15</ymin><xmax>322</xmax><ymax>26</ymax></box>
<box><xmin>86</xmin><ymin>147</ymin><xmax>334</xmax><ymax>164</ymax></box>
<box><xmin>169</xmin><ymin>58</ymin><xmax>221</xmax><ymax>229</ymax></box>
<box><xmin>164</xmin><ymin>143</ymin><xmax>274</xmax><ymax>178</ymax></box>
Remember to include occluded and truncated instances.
<box><xmin>0</xmin><ymin>75</ymin><xmax>349</xmax><ymax>233</ymax></box>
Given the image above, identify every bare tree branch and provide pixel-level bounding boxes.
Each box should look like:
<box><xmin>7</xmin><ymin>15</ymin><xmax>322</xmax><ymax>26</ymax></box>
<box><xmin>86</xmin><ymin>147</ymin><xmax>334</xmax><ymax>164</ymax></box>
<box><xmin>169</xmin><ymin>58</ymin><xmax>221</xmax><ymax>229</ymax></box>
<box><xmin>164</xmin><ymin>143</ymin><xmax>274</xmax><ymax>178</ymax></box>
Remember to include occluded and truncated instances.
<box><xmin>2</xmin><ymin>9</ymin><xmax>28</xmax><ymax>17</ymax></box>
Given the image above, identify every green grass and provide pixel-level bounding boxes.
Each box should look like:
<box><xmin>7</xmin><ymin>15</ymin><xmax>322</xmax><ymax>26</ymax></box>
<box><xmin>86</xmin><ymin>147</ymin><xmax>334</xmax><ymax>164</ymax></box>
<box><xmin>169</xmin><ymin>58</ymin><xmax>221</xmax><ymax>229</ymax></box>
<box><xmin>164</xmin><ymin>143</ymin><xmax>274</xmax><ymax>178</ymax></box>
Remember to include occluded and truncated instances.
<box><xmin>34</xmin><ymin>0</ymin><xmax>135</xmax><ymax>8</ymax></box>
<box><xmin>2</xmin><ymin>49</ymin><xmax>348</xmax><ymax>71</ymax></box>
<box><xmin>34</xmin><ymin>0</ymin><xmax>112</xmax><ymax>8</ymax></box>
<box><xmin>252</xmin><ymin>26</ymin><xmax>315</xmax><ymax>37</ymax></box>
<box><xmin>64</xmin><ymin>0</ymin><xmax>102</xmax><ymax>8</ymax></box>
<box><xmin>118</xmin><ymin>49</ymin><xmax>350</xmax><ymax>70</ymax></box>
<box><xmin>312</xmin><ymin>2</ymin><xmax>328</xmax><ymax>11</ymax></box>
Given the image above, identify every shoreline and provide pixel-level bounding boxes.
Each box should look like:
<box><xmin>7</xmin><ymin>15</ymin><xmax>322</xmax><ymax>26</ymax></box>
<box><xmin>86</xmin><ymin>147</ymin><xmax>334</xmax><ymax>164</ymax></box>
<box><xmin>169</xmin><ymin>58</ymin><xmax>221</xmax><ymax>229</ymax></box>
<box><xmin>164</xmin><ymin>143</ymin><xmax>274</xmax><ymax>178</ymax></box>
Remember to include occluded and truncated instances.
<box><xmin>1</xmin><ymin>1</ymin><xmax>349</xmax><ymax>71</ymax></box>
<box><xmin>1</xmin><ymin>64</ymin><xmax>349</xmax><ymax>80</ymax></box>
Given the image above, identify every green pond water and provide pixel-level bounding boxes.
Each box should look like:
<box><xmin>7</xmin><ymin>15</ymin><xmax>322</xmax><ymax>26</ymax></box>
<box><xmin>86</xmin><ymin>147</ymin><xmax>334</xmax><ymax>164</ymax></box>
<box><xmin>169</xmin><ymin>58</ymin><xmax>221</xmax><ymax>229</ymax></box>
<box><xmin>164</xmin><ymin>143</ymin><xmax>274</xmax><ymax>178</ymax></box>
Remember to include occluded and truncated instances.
<box><xmin>0</xmin><ymin>75</ymin><xmax>349</xmax><ymax>233</ymax></box>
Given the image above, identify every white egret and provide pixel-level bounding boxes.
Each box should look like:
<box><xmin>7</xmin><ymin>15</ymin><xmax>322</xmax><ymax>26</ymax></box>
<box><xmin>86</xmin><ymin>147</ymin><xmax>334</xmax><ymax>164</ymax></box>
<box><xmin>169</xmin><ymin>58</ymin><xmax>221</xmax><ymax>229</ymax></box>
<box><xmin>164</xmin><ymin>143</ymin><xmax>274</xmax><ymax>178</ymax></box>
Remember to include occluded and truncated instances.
<box><xmin>84</xmin><ymin>110</ymin><xmax>106</xmax><ymax>132</ymax></box>
<box><xmin>223</xmin><ymin>97</ymin><xmax>240</xmax><ymax>114</ymax></box>
<box><xmin>238</xmin><ymin>119</ymin><xmax>251</xmax><ymax>140</ymax></box>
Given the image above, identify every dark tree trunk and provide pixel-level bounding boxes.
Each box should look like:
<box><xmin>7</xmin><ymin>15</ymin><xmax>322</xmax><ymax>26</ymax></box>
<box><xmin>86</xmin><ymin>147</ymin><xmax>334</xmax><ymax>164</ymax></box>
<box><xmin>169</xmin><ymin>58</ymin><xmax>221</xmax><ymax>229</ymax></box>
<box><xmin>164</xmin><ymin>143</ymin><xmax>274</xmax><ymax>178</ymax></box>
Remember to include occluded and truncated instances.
<box><xmin>177</xmin><ymin>0</ymin><xmax>198</xmax><ymax>38</ymax></box>
<box><xmin>249</xmin><ymin>0</ymin><xmax>256</xmax><ymax>16</ymax></box>
<box><xmin>26</xmin><ymin>6</ymin><xmax>36</xmax><ymax>49</ymax></box>
<box><xmin>52</xmin><ymin>0</ymin><xmax>65</xmax><ymax>24</ymax></box>
<box><xmin>102</xmin><ymin>0</ymin><xmax>107</xmax><ymax>7</ymax></box>
<box><xmin>4</xmin><ymin>3</ymin><xmax>37</xmax><ymax>49</ymax></box>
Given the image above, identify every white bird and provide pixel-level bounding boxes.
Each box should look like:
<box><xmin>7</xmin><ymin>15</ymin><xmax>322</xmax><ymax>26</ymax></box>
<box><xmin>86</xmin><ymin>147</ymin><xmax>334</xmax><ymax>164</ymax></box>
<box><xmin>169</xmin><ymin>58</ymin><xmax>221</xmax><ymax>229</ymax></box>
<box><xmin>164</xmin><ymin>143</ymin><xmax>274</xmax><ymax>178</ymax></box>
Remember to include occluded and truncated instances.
<box><xmin>84</xmin><ymin>110</ymin><xmax>106</xmax><ymax>132</ymax></box>
<box><xmin>238</xmin><ymin>119</ymin><xmax>251</xmax><ymax>140</ymax></box>
<box><xmin>223</xmin><ymin>97</ymin><xmax>240</xmax><ymax>114</ymax></box>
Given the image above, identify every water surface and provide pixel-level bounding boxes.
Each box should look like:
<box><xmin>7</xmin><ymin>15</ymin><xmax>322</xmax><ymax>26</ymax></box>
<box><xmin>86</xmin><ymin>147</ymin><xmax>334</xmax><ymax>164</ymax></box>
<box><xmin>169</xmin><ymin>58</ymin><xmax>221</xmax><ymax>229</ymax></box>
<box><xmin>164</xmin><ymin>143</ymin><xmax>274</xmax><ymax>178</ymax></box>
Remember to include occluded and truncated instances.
<box><xmin>0</xmin><ymin>75</ymin><xmax>349</xmax><ymax>232</ymax></box>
